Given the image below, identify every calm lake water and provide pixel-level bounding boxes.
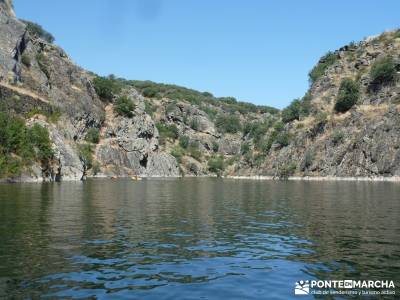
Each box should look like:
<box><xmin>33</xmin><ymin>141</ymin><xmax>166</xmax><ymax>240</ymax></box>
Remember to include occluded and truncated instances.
<box><xmin>0</xmin><ymin>178</ymin><xmax>399</xmax><ymax>299</ymax></box>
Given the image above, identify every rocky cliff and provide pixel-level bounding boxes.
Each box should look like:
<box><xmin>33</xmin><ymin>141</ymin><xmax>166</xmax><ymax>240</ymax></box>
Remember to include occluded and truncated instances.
<box><xmin>0</xmin><ymin>0</ymin><xmax>399</xmax><ymax>182</ymax></box>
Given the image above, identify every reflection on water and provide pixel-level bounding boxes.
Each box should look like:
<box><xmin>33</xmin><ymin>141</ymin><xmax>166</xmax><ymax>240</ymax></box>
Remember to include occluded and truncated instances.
<box><xmin>0</xmin><ymin>178</ymin><xmax>399</xmax><ymax>299</ymax></box>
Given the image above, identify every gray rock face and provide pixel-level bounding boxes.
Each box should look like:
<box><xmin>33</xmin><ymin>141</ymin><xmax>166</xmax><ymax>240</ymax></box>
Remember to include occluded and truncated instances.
<box><xmin>0</xmin><ymin>0</ymin><xmax>15</xmax><ymax>17</ymax></box>
<box><xmin>95</xmin><ymin>103</ymin><xmax>179</xmax><ymax>177</ymax></box>
<box><xmin>146</xmin><ymin>152</ymin><xmax>180</xmax><ymax>177</ymax></box>
<box><xmin>0</xmin><ymin>4</ymin><xmax>24</xmax><ymax>82</ymax></box>
<box><xmin>218</xmin><ymin>135</ymin><xmax>241</xmax><ymax>155</ymax></box>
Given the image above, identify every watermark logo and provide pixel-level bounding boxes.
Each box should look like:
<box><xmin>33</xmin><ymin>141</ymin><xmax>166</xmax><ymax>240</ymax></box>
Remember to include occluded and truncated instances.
<box><xmin>295</xmin><ymin>280</ymin><xmax>310</xmax><ymax>295</ymax></box>
<box><xmin>294</xmin><ymin>280</ymin><xmax>396</xmax><ymax>296</ymax></box>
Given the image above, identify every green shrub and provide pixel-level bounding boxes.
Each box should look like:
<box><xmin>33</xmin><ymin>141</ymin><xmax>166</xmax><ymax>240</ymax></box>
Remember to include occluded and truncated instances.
<box><xmin>114</xmin><ymin>96</ymin><xmax>135</xmax><ymax>118</ymax></box>
<box><xmin>188</xmin><ymin>141</ymin><xmax>202</xmax><ymax>161</ymax></box>
<box><xmin>189</xmin><ymin>163</ymin><xmax>199</xmax><ymax>174</ymax></box>
<box><xmin>277</xmin><ymin>162</ymin><xmax>296</xmax><ymax>179</ymax></box>
<box><xmin>302</xmin><ymin>150</ymin><xmax>314</xmax><ymax>170</ymax></box>
<box><xmin>212</xmin><ymin>141</ymin><xmax>219</xmax><ymax>152</ymax></box>
<box><xmin>334</xmin><ymin>79</ymin><xmax>359</xmax><ymax>113</ymax></box>
<box><xmin>253</xmin><ymin>153</ymin><xmax>265</xmax><ymax>167</ymax></box>
<box><xmin>309</xmin><ymin>51</ymin><xmax>338</xmax><ymax>84</ymax></box>
<box><xmin>370</xmin><ymin>57</ymin><xmax>397</xmax><ymax>86</ymax></box>
<box><xmin>92</xmin><ymin>161</ymin><xmax>101</xmax><ymax>175</ymax></box>
<box><xmin>25</xmin><ymin>107</ymin><xmax>62</xmax><ymax>123</ymax></box>
<box><xmin>315</xmin><ymin>112</ymin><xmax>329</xmax><ymax>124</ymax></box>
<box><xmin>273</xmin><ymin>121</ymin><xmax>285</xmax><ymax>132</ymax></box>
<box><xmin>85</xmin><ymin>128</ymin><xmax>100</xmax><ymax>144</ymax></box>
<box><xmin>331</xmin><ymin>130</ymin><xmax>345</xmax><ymax>144</ymax></box>
<box><xmin>243</xmin><ymin>150</ymin><xmax>254</xmax><ymax>164</ymax></box>
<box><xmin>215</xmin><ymin>115</ymin><xmax>242</xmax><ymax>134</ymax></box>
<box><xmin>21</xmin><ymin>53</ymin><xmax>31</xmax><ymax>67</ymax></box>
<box><xmin>171</xmin><ymin>146</ymin><xmax>185</xmax><ymax>163</ymax></box>
<box><xmin>208</xmin><ymin>154</ymin><xmax>224</xmax><ymax>175</ymax></box>
<box><xmin>179</xmin><ymin>135</ymin><xmax>190</xmax><ymax>149</ymax></box>
<box><xmin>243</xmin><ymin>118</ymin><xmax>275</xmax><ymax>140</ymax></box>
<box><xmin>156</xmin><ymin>123</ymin><xmax>179</xmax><ymax>144</ymax></box>
<box><xmin>142</xmin><ymin>86</ymin><xmax>160</xmax><ymax>98</ymax></box>
<box><xmin>281</xmin><ymin>94</ymin><xmax>311</xmax><ymax>123</ymax></box>
<box><xmin>241</xmin><ymin>142</ymin><xmax>251</xmax><ymax>155</ymax></box>
<box><xmin>144</xmin><ymin>100</ymin><xmax>156</xmax><ymax>116</ymax></box>
<box><xmin>29</xmin><ymin>124</ymin><xmax>53</xmax><ymax>163</ymax></box>
<box><xmin>93</xmin><ymin>76</ymin><xmax>122</xmax><ymax>101</ymax></box>
<box><xmin>78</xmin><ymin>143</ymin><xmax>94</xmax><ymax>170</ymax></box>
<box><xmin>275</xmin><ymin>132</ymin><xmax>291</xmax><ymax>147</ymax></box>
<box><xmin>129</xmin><ymin>80</ymin><xmax>278</xmax><ymax>115</ymax></box>
<box><xmin>0</xmin><ymin>112</ymin><xmax>53</xmax><ymax>178</ymax></box>
<box><xmin>201</xmin><ymin>106</ymin><xmax>218</xmax><ymax>120</ymax></box>
<box><xmin>255</xmin><ymin>138</ymin><xmax>273</xmax><ymax>154</ymax></box>
<box><xmin>21</xmin><ymin>20</ymin><xmax>55</xmax><ymax>43</ymax></box>
<box><xmin>226</xmin><ymin>155</ymin><xmax>239</xmax><ymax>166</ymax></box>
<box><xmin>166</xmin><ymin>102</ymin><xmax>176</xmax><ymax>114</ymax></box>
<box><xmin>281</xmin><ymin>99</ymin><xmax>302</xmax><ymax>123</ymax></box>
<box><xmin>36</xmin><ymin>53</ymin><xmax>50</xmax><ymax>78</ymax></box>
<box><xmin>190</xmin><ymin>118</ymin><xmax>200</xmax><ymax>131</ymax></box>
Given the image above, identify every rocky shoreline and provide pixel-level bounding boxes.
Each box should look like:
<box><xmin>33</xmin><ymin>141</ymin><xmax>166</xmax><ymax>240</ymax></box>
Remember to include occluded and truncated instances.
<box><xmin>228</xmin><ymin>175</ymin><xmax>400</xmax><ymax>182</ymax></box>
<box><xmin>3</xmin><ymin>174</ymin><xmax>400</xmax><ymax>184</ymax></box>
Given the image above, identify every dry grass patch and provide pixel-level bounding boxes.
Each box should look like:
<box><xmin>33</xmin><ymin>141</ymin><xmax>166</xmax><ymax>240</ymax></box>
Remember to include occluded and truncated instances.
<box><xmin>357</xmin><ymin>104</ymin><xmax>389</xmax><ymax>117</ymax></box>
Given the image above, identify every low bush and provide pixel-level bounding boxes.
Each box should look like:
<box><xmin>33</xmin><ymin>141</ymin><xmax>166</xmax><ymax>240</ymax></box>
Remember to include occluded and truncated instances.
<box><xmin>243</xmin><ymin>119</ymin><xmax>272</xmax><ymax>140</ymax></box>
<box><xmin>331</xmin><ymin>130</ymin><xmax>345</xmax><ymax>144</ymax></box>
<box><xmin>241</xmin><ymin>142</ymin><xmax>251</xmax><ymax>155</ymax></box>
<box><xmin>275</xmin><ymin>132</ymin><xmax>291</xmax><ymax>147</ymax></box>
<box><xmin>215</xmin><ymin>115</ymin><xmax>242</xmax><ymax>134</ymax></box>
<box><xmin>21</xmin><ymin>20</ymin><xmax>55</xmax><ymax>43</ymax></box>
<box><xmin>21</xmin><ymin>53</ymin><xmax>31</xmax><ymax>67</ymax></box>
<box><xmin>114</xmin><ymin>96</ymin><xmax>135</xmax><ymax>118</ymax></box>
<box><xmin>255</xmin><ymin>138</ymin><xmax>273</xmax><ymax>154</ymax></box>
<box><xmin>85</xmin><ymin>128</ymin><xmax>100</xmax><ymax>144</ymax></box>
<box><xmin>93</xmin><ymin>75</ymin><xmax>122</xmax><ymax>101</ymax></box>
<box><xmin>156</xmin><ymin>123</ymin><xmax>179</xmax><ymax>144</ymax></box>
<box><xmin>171</xmin><ymin>146</ymin><xmax>185</xmax><ymax>163</ymax></box>
<box><xmin>281</xmin><ymin>93</ymin><xmax>312</xmax><ymax>123</ymax></box>
<box><xmin>29</xmin><ymin>123</ymin><xmax>53</xmax><ymax>164</ymax></box>
<box><xmin>277</xmin><ymin>162</ymin><xmax>296</xmax><ymax>179</ymax></box>
<box><xmin>208</xmin><ymin>155</ymin><xmax>224</xmax><ymax>175</ymax></box>
<box><xmin>142</xmin><ymin>86</ymin><xmax>160</xmax><ymax>98</ymax></box>
<box><xmin>188</xmin><ymin>141</ymin><xmax>202</xmax><ymax>161</ymax></box>
<box><xmin>309</xmin><ymin>51</ymin><xmax>338</xmax><ymax>84</ymax></box>
<box><xmin>36</xmin><ymin>53</ymin><xmax>50</xmax><ymax>79</ymax></box>
<box><xmin>144</xmin><ymin>100</ymin><xmax>156</xmax><ymax>116</ymax></box>
<box><xmin>334</xmin><ymin>79</ymin><xmax>359</xmax><ymax>113</ymax></box>
<box><xmin>0</xmin><ymin>112</ymin><xmax>53</xmax><ymax>178</ymax></box>
<box><xmin>201</xmin><ymin>106</ymin><xmax>218</xmax><ymax>120</ymax></box>
<box><xmin>25</xmin><ymin>107</ymin><xmax>62</xmax><ymax>123</ymax></box>
<box><xmin>273</xmin><ymin>121</ymin><xmax>285</xmax><ymax>132</ymax></box>
<box><xmin>179</xmin><ymin>135</ymin><xmax>190</xmax><ymax>149</ymax></box>
<box><xmin>370</xmin><ymin>57</ymin><xmax>397</xmax><ymax>87</ymax></box>
<box><xmin>189</xmin><ymin>163</ymin><xmax>199</xmax><ymax>175</ymax></box>
<box><xmin>190</xmin><ymin>118</ymin><xmax>200</xmax><ymax>131</ymax></box>
<box><xmin>253</xmin><ymin>153</ymin><xmax>265</xmax><ymax>167</ymax></box>
<box><xmin>212</xmin><ymin>141</ymin><xmax>219</xmax><ymax>152</ymax></box>
<box><xmin>78</xmin><ymin>143</ymin><xmax>94</xmax><ymax>171</ymax></box>
<box><xmin>301</xmin><ymin>150</ymin><xmax>314</xmax><ymax>171</ymax></box>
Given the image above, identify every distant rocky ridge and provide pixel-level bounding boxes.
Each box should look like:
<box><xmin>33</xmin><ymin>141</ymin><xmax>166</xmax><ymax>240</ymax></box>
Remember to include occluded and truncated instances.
<box><xmin>1</xmin><ymin>0</ymin><xmax>399</xmax><ymax>182</ymax></box>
